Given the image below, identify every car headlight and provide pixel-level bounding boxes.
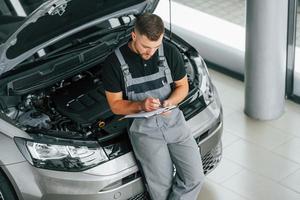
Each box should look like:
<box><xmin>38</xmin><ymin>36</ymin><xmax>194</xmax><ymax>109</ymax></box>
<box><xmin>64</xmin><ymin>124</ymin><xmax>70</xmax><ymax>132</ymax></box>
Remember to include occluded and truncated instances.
<box><xmin>15</xmin><ymin>137</ymin><xmax>108</xmax><ymax>171</ymax></box>
<box><xmin>192</xmin><ymin>56</ymin><xmax>214</xmax><ymax>105</ymax></box>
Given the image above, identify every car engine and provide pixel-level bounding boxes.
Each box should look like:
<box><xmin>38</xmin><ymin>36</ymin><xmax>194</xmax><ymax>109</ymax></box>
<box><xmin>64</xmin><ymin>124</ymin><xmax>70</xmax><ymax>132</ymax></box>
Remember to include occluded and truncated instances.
<box><xmin>1</xmin><ymin>71</ymin><xmax>124</xmax><ymax>139</ymax></box>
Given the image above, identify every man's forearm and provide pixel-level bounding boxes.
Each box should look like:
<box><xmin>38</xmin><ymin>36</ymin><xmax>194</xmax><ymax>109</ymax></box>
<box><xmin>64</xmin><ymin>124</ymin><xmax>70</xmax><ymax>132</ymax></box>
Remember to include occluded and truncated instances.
<box><xmin>165</xmin><ymin>84</ymin><xmax>188</xmax><ymax>106</ymax></box>
<box><xmin>105</xmin><ymin>91</ymin><xmax>163</xmax><ymax>115</ymax></box>
<box><xmin>110</xmin><ymin>100</ymin><xmax>143</xmax><ymax>115</ymax></box>
<box><xmin>164</xmin><ymin>75</ymin><xmax>189</xmax><ymax>106</ymax></box>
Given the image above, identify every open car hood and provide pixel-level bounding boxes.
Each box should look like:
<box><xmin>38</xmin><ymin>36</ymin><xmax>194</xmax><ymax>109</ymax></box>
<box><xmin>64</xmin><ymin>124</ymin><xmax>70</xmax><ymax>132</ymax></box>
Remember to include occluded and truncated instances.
<box><xmin>0</xmin><ymin>0</ymin><xmax>158</xmax><ymax>76</ymax></box>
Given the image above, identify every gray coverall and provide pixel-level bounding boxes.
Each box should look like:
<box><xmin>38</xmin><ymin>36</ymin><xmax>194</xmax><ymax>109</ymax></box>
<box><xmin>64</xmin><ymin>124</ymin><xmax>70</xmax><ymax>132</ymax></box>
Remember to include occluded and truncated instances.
<box><xmin>115</xmin><ymin>44</ymin><xmax>204</xmax><ymax>200</ymax></box>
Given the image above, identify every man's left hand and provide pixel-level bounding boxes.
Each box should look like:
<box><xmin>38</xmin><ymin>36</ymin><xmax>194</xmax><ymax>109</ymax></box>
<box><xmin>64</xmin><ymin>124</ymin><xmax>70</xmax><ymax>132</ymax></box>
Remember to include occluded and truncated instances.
<box><xmin>161</xmin><ymin>100</ymin><xmax>173</xmax><ymax>116</ymax></box>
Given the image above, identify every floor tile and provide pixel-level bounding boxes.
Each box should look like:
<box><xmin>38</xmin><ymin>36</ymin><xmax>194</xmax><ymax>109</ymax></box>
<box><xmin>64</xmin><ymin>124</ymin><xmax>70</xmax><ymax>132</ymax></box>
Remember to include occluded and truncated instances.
<box><xmin>221</xmin><ymin>129</ymin><xmax>241</xmax><ymax>149</ymax></box>
<box><xmin>215</xmin><ymin>83</ymin><xmax>243</xmax><ymax>96</ymax></box>
<box><xmin>223</xmin><ymin>140</ymin><xmax>300</xmax><ymax>181</ymax></box>
<box><xmin>272</xmin><ymin>138</ymin><xmax>300</xmax><ymax>164</ymax></box>
<box><xmin>216</xmin><ymin>89</ymin><xmax>244</xmax><ymax>111</ymax></box>
<box><xmin>209</xmin><ymin>69</ymin><xmax>244</xmax><ymax>92</ymax></box>
<box><xmin>224</xmin><ymin>112</ymin><xmax>293</xmax><ymax>150</ymax></box>
<box><xmin>222</xmin><ymin>104</ymin><xmax>238</xmax><ymax>117</ymax></box>
<box><xmin>266</xmin><ymin>110</ymin><xmax>300</xmax><ymax>138</ymax></box>
<box><xmin>209</xmin><ymin>72</ymin><xmax>245</xmax><ymax>111</ymax></box>
<box><xmin>211</xmin><ymin>79</ymin><xmax>244</xmax><ymax>111</ymax></box>
<box><xmin>207</xmin><ymin>157</ymin><xmax>243</xmax><ymax>183</ymax></box>
<box><xmin>285</xmin><ymin>100</ymin><xmax>300</xmax><ymax>114</ymax></box>
<box><xmin>222</xmin><ymin>170</ymin><xmax>300</xmax><ymax>200</ymax></box>
<box><xmin>197</xmin><ymin>179</ymin><xmax>248</xmax><ymax>200</ymax></box>
<box><xmin>281</xmin><ymin>169</ymin><xmax>300</xmax><ymax>193</ymax></box>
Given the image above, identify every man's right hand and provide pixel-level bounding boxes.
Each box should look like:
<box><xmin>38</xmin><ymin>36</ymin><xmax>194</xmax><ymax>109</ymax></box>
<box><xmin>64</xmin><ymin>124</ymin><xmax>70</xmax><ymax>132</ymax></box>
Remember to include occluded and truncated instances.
<box><xmin>105</xmin><ymin>91</ymin><xmax>161</xmax><ymax>115</ymax></box>
<box><xmin>142</xmin><ymin>97</ymin><xmax>161</xmax><ymax>112</ymax></box>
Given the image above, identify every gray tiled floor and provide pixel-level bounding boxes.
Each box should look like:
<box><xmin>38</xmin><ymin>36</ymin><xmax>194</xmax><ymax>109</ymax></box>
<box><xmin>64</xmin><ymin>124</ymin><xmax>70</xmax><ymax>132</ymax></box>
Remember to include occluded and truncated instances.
<box><xmin>174</xmin><ymin>0</ymin><xmax>300</xmax><ymax>46</ymax></box>
<box><xmin>197</xmin><ymin>69</ymin><xmax>300</xmax><ymax>200</ymax></box>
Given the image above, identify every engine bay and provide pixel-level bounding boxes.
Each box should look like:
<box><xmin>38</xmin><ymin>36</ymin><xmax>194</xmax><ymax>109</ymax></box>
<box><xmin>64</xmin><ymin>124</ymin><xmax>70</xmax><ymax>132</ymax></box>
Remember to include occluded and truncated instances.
<box><xmin>0</xmin><ymin>68</ymin><xmax>128</xmax><ymax>139</ymax></box>
<box><xmin>0</xmin><ymin>33</ymin><xmax>202</xmax><ymax>141</ymax></box>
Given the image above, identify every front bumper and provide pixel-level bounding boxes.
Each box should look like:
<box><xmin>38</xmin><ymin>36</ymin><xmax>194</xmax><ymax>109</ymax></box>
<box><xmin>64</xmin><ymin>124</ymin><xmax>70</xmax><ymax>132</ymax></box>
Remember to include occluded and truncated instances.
<box><xmin>4</xmin><ymin>95</ymin><xmax>222</xmax><ymax>200</ymax></box>
<box><xmin>4</xmin><ymin>153</ymin><xmax>144</xmax><ymax>200</ymax></box>
<box><xmin>186</xmin><ymin>92</ymin><xmax>223</xmax><ymax>174</ymax></box>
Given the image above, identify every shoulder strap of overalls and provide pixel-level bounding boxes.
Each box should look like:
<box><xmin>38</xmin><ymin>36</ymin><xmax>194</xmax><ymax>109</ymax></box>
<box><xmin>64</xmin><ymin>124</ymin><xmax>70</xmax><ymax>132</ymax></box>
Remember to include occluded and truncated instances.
<box><xmin>115</xmin><ymin>48</ymin><xmax>131</xmax><ymax>97</ymax></box>
<box><xmin>158</xmin><ymin>43</ymin><xmax>173</xmax><ymax>84</ymax></box>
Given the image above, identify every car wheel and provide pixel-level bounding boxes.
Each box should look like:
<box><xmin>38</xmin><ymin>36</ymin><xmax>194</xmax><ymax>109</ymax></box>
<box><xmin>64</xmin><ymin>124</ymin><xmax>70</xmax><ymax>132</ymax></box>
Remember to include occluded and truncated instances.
<box><xmin>0</xmin><ymin>171</ymin><xmax>18</xmax><ymax>200</ymax></box>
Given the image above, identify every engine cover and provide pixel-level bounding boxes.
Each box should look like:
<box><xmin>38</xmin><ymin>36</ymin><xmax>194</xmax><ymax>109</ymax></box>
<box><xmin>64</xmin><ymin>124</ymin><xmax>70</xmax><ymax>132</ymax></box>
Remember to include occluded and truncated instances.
<box><xmin>51</xmin><ymin>76</ymin><xmax>113</xmax><ymax>127</ymax></box>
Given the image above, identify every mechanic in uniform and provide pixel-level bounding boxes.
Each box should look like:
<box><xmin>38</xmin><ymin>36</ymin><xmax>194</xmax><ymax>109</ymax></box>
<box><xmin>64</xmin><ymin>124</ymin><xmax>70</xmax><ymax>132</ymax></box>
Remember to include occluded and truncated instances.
<box><xmin>102</xmin><ymin>13</ymin><xmax>204</xmax><ymax>200</ymax></box>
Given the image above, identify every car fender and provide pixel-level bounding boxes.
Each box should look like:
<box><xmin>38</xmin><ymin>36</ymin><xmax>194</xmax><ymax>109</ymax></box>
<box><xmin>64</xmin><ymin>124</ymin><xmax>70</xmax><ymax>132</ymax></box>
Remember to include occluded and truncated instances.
<box><xmin>0</xmin><ymin>118</ymin><xmax>30</xmax><ymax>165</ymax></box>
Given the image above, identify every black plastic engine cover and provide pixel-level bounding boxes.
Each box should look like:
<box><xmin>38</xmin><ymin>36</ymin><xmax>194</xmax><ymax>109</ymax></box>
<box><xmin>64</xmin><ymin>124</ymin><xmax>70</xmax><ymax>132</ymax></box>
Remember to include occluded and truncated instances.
<box><xmin>51</xmin><ymin>76</ymin><xmax>113</xmax><ymax>127</ymax></box>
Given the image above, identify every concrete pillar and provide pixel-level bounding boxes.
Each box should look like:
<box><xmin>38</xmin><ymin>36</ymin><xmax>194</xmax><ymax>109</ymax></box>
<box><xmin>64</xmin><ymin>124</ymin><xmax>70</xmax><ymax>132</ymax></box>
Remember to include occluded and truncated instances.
<box><xmin>244</xmin><ymin>0</ymin><xmax>288</xmax><ymax>120</ymax></box>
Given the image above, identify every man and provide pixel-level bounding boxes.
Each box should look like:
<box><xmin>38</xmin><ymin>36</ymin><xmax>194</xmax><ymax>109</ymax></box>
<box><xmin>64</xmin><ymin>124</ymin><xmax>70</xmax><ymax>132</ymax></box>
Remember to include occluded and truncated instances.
<box><xmin>102</xmin><ymin>13</ymin><xmax>204</xmax><ymax>200</ymax></box>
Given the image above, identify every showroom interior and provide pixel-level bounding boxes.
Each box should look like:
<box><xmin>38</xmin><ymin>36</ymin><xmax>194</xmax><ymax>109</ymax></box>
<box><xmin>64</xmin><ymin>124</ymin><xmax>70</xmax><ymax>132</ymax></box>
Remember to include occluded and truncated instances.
<box><xmin>1</xmin><ymin>0</ymin><xmax>300</xmax><ymax>199</ymax></box>
<box><xmin>155</xmin><ymin>0</ymin><xmax>300</xmax><ymax>200</ymax></box>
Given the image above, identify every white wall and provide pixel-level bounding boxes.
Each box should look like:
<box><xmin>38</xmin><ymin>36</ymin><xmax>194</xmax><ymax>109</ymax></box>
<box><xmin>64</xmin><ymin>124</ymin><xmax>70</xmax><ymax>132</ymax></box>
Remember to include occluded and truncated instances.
<box><xmin>155</xmin><ymin>0</ymin><xmax>245</xmax><ymax>74</ymax></box>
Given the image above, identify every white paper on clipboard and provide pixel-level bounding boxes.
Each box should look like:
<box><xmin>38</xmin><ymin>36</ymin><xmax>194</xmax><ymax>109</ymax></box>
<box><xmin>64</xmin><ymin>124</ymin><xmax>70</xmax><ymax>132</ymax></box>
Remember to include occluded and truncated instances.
<box><xmin>122</xmin><ymin>105</ymin><xmax>177</xmax><ymax>119</ymax></box>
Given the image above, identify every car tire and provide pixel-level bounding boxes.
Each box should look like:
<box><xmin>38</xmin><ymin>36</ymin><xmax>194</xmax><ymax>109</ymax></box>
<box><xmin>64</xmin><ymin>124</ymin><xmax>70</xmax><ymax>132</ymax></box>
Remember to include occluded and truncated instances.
<box><xmin>0</xmin><ymin>171</ymin><xmax>18</xmax><ymax>200</ymax></box>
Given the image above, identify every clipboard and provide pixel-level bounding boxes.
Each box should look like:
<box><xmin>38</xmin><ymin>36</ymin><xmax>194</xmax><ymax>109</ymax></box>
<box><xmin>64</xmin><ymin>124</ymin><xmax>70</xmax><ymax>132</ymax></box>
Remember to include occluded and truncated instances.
<box><xmin>119</xmin><ymin>105</ymin><xmax>177</xmax><ymax>120</ymax></box>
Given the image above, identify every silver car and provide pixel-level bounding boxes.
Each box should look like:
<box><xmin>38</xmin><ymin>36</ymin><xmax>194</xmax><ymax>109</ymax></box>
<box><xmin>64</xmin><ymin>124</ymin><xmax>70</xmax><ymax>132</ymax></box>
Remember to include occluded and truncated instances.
<box><xmin>0</xmin><ymin>0</ymin><xmax>223</xmax><ymax>199</ymax></box>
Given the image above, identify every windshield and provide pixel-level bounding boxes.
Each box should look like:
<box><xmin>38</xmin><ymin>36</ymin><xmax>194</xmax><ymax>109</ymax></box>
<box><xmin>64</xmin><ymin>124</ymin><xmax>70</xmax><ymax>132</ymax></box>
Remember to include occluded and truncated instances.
<box><xmin>0</xmin><ymin>0</ymin><xmax>45</xmax><ymax>42</ymax></box>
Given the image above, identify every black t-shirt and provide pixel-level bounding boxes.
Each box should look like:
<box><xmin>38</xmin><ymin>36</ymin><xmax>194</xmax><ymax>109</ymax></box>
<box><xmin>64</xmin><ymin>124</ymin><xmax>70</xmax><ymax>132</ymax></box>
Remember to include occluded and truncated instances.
<box><xmin>102</xmin><ymin>40</ymin><xmax>186</xmax><ymax>95</ymax></box>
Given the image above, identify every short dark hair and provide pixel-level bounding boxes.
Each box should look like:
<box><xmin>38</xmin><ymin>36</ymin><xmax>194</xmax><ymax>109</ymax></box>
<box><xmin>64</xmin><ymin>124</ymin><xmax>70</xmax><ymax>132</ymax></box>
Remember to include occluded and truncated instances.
<box><xmin>134</xmin><ymin>13</ymin><xmax>165</xmax><ymax>41</ymax></box>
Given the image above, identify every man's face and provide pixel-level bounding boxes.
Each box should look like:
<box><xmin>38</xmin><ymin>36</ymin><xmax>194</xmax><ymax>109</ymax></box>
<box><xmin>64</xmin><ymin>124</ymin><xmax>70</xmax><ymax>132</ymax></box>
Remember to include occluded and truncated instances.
<box><xmin>131</xmin><ymin>31</ymin><xmax>163</xmax><ymax>60</ymax></box>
